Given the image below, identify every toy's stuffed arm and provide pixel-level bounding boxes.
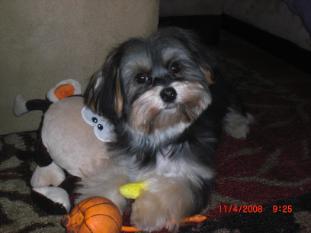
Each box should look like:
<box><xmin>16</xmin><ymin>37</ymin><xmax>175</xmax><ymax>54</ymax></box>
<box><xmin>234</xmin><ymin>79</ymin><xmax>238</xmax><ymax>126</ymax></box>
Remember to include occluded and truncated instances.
<box><xmin>13</xmin><ymin>95</ymin><xmax>51</xmax><ymax>116</ymax></box>
<box><xmin>14</xmin><ymin>79</ymin><xmax>82</xmax><ymax>116</ymax></box>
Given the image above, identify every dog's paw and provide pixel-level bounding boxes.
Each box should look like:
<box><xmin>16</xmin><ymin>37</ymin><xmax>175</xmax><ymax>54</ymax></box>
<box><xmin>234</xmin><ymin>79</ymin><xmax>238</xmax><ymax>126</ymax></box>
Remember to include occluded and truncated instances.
<box><xmin>131</xmin><ymin>191</ymin><xmax>179</xmax><ymax>232</ymax></box>
<box><xmin>224</xmin><ymin>109</ymin><xmax>254</xmax><ymax>139</ymax></box>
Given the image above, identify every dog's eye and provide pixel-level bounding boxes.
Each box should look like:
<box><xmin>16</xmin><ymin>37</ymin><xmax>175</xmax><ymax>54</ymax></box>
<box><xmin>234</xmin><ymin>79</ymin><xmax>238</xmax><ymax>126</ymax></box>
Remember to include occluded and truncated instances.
<box><xmin>135</xmin><ymin>73</ymin><xmax>152</xmax><ymax>84</ymax></box>
<box><xmin>170</xmin><ymin>62</ymin><xmax>180</xmax><ymax>74</ymax></box>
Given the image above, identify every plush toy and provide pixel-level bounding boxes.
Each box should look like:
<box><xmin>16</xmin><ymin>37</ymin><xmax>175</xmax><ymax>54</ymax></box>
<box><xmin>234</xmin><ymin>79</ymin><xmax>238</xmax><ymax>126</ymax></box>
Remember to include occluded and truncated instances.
<box><xmin>14</xmin><ymin>79</ymin><xmax>116</xmax><ymax>212</ymax></box>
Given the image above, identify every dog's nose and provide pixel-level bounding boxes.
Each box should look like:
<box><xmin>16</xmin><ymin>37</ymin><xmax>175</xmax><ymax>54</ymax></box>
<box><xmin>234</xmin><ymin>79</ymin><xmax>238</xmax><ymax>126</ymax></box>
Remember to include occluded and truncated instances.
<box><xmin>160</xmin><ymin>87</ymin><xmax>177</xmax><ymax>103</ymax></box>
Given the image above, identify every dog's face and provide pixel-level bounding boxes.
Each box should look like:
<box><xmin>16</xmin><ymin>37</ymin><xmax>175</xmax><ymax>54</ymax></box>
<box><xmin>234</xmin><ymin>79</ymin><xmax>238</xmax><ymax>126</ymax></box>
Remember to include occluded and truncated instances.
<box><xmin>85</xmin><ymin>28</ymin><xmax>215</xmax><ymax>148</ymax></box>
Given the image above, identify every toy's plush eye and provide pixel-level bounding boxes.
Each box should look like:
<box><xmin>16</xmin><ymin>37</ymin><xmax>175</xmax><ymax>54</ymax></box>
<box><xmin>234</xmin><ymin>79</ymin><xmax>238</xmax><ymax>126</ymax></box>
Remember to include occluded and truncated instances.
<box><xmin>94</xmin><ymin>119</ymin><xmax>115</xmax><ymax>142</ymax></box>
<box><xmin>97</xmin><ymin>124</ymin><xmax>103</xmax><ymax>131</ymax></box>
<box><xmin>135</xmin><ymin>73</ymin><xmax>152</xmax><ymax>85</ymax></box>
<box><xmin>81</xmin><ymin>106</ymin><xmax>97</xmax><ymax>126</ymax></box>
<box><xmin>82</xmin><ymin>106</ymin><xmax>116</xmax><ymax>142</ymax></box>
<box><xmin>92</xmin><ymin>117</ymin><xmax>98</xmax><ymax>123</ymax></box>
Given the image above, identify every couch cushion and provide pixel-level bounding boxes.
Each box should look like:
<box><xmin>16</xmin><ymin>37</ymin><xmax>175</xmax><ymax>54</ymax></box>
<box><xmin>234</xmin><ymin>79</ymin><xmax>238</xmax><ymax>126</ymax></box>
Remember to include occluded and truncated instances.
<box><xmin>0</xmin><ymin>0</ymin><xmax>159</xmax><ymax>134</ymax></box>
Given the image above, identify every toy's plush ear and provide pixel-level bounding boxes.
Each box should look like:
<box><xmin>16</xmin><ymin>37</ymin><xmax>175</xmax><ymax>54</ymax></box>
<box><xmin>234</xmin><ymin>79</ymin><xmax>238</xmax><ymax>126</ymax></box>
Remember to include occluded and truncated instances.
<box><xmin>47</xmin><ymin>79</ymin><xmax>82</xmax><ymax>102</ymax></box>
<box><xmin>84</xmin><ymin>48</ymin><xmax>124</xmax><ymax>120</ymax></box>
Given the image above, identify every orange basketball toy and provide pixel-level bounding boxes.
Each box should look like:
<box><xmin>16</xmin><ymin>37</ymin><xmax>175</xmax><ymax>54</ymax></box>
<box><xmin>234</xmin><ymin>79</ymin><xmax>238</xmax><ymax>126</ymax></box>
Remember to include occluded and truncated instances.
<box><xmin>62</xmin><ymin>197</ymin><xmax>122</xmax><ymax>233</ymax></box>
<box><xmin>63</xmin><ymin>196</ymin><xmax>208</xmax><ymax>233</ymax></box>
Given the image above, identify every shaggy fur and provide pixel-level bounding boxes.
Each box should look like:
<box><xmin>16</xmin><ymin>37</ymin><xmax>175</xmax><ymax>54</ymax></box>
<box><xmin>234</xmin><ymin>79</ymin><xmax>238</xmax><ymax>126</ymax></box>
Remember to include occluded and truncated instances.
<box><xmin>77</xmin><ymin>27</ymin><xmax>251</xmax><ymax>231</ymax></box>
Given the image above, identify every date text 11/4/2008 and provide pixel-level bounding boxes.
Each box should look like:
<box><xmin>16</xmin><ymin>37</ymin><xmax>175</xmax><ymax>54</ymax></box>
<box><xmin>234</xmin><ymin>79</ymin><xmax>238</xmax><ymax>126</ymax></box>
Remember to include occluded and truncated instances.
<box><xmin>218</xmin><ymin>204</ymin><xmax>293</xmax><ymax>214</ymax></box>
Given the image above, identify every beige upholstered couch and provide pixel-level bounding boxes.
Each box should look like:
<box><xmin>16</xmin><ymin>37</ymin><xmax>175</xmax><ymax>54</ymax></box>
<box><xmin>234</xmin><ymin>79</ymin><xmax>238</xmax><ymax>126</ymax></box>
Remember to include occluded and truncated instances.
<box><xmin>0</xmin><ymin>0</ymin><xmax>159</xmax><ymax>134</ymax></box>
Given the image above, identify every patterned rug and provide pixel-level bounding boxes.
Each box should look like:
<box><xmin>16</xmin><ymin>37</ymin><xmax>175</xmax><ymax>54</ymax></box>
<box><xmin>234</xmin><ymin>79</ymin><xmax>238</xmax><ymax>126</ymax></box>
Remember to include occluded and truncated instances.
<box><xmin>1</xmin><ymin>50</ymin><xmax>311</xmax><ymax>233</ymax></box>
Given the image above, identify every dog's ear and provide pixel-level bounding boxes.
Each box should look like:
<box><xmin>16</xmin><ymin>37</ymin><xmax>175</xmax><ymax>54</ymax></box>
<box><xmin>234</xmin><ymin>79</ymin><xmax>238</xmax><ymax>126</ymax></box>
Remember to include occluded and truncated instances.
<box><xmin>168</xmin><ymin>27</ymin><xmax>216</xmax><ymax>85</ymax></box>
<box><xmin>200</xmin><ymin>65</ymin><xmax>215</xmax><ymax>85</ymax></box>
<box><xmin>190</xmin><ymin>38</ymin><xmax>216</xmax><ymax>86</ymax></box>
<box><xmin>84</xmin><ymin>48</ymin><xmax>124</xmax><ymax>120</ymax></box>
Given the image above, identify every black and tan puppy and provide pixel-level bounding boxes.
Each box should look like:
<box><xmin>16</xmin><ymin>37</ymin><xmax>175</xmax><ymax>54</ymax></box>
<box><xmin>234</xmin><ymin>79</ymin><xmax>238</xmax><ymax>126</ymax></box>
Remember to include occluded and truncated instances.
<box><xmin>77</xmin><ymin>27</ymin><xmax>253</xmax><ymax>231</ymax></box>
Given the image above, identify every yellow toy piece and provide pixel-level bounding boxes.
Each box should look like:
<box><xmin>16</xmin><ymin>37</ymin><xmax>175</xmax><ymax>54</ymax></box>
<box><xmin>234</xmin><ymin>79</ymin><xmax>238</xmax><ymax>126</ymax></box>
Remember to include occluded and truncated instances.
<box><xmin>119</xmin><ymin>181</ymin><xmax>148</xmax><ymax>199</ymax></box>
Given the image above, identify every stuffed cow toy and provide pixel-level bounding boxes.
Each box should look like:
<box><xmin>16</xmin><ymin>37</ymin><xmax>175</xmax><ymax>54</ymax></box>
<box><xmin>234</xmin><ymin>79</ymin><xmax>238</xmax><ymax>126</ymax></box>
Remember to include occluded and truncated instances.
<box><xmin>14</xmin><ymin>80</ymin><xmax>115</xmax><ymax>212</ymax></box>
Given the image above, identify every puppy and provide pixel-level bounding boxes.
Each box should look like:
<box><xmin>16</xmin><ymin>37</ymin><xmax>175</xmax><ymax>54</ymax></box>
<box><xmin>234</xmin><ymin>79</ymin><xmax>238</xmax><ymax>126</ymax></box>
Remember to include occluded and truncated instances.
<box><xmin>76</xmin><ymin>27</ymin><xmax>252</xmax><ymax>231</ymax></box>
